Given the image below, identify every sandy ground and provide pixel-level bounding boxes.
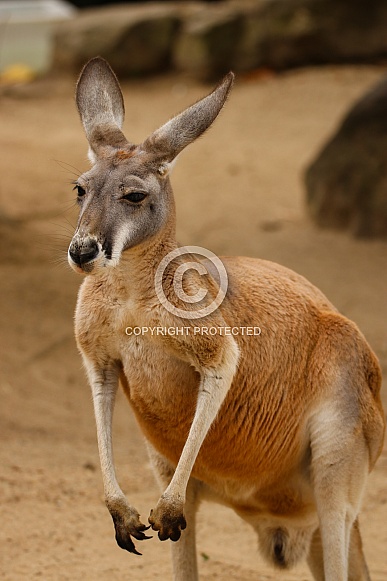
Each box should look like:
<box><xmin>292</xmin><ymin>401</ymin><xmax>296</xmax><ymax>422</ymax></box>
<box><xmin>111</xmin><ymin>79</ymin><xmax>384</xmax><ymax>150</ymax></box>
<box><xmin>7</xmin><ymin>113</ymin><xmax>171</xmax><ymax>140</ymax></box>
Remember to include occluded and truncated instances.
<box><xmin>1</xmin><ymin>65</ymin><xmax>387</xmax><ymax>581</ymax></box>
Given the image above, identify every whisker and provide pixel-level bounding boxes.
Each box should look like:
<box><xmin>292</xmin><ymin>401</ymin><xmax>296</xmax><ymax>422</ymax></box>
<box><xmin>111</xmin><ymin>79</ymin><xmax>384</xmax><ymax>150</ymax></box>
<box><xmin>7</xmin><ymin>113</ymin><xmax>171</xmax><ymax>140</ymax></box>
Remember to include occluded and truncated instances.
<box><xmin>57</xmin><ymin>199</ymin><xmax>78</xmax><ymax>212</ymax></box>
<box><xmin>63</xmin><ymin>216</ymin><xmax>77</xmax><ymax>230</ymax></box>
<box><xmin>48</xmin><ymin>222</ymin><xmax>74</xmax><ymax>235</ymax></box>
<box><xmin>45</xmin><ymin>235</ymin><xmax>72</xmax><ymax>242</ymax></box>
<box><xmin>47</xmin><ymin>218</ymin><xmax>77</xmax><ymax>236</ymax></box>
<box><xmin>52</xmin><ymin>159</ymin><xmax>84</xmax><ymax>178</ymax></box>
<box><xmin>49</xmin><ymin>256</ymin><xmax>71</xmax><ymax>272</ymax></box>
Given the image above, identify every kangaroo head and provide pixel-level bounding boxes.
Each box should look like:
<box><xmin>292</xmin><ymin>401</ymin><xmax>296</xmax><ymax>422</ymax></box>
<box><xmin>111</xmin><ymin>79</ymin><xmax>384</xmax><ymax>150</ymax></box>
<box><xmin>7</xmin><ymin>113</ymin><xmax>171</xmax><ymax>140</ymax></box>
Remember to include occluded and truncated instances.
<box><xmin>68</xmin><ymin>57</ymin><xmax>234</xmax><ymax>274</ymax></box>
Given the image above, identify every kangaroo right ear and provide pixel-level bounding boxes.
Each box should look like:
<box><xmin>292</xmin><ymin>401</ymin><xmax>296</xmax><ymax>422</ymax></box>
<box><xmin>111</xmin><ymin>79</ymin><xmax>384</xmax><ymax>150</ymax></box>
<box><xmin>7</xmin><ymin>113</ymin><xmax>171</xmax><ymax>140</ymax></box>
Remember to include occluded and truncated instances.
<box><xmin>76</xmin><ymin>57</ymin><xmax>130</xmax><ymax>160</ymax></box>
<box><xmin>141</xmin><ymin>72</ymin><xmax>234</xmax><ymax>164</ymax></box>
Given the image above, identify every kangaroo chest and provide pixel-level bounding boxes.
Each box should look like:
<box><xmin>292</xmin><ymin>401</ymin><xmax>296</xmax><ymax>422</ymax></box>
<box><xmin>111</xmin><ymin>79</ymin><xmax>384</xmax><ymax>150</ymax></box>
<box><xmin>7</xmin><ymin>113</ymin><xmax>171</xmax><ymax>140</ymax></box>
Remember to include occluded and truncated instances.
<box><xmin>79</xmin><ymin>291</ymin><xmax>310</xmax><ymax>494</ymax></box>
<box><xmin>118</xmin><ymin>332</ymin><xmax>308</xmax><ymax>492</ymax></box>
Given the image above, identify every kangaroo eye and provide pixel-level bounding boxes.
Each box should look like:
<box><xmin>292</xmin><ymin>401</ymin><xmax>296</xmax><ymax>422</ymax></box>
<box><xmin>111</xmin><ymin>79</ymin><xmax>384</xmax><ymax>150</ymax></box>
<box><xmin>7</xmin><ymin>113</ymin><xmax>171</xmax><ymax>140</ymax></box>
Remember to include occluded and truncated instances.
<box><xmin>73</xmin><ymin>184</ymin><xmax>86</xmax><ymax>197</ymax></box>
<box><xmin>123</xmin><ymin>192</ymin><xmax>147</xmax><ymax>203</ymax></box>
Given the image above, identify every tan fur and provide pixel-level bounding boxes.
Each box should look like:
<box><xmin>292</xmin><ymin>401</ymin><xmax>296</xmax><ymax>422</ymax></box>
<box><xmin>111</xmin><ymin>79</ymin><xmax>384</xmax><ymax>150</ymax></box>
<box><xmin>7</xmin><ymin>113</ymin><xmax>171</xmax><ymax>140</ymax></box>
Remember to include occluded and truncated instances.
<box><xmin>68</xmin><ymin>58</ymin><xmax>385</xmax><ymax>580</ymax></box>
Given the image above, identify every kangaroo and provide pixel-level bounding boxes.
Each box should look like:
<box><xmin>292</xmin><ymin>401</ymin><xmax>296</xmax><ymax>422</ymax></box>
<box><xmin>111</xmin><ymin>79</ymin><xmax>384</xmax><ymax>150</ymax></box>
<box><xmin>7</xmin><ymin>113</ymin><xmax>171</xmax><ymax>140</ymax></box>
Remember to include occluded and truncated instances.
<box><xmin>68</xmin><ymin>57</ymin><xmax>385</xmax><ymax>581</ymax></box>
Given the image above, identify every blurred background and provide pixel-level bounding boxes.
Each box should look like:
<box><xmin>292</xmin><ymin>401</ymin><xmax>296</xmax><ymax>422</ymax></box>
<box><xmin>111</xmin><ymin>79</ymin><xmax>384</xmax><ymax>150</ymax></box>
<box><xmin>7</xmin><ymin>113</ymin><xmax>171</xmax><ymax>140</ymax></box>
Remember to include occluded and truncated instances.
<box><xmin>1</xmin><ymin>1</ymin><xmax>386</xmax><ymax>580</ymax></box>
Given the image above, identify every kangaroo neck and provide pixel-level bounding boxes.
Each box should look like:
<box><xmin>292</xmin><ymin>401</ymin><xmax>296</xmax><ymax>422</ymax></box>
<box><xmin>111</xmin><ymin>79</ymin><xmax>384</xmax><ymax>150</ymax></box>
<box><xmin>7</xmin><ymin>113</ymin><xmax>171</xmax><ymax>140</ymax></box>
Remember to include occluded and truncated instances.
<box><xmin>97</xmin><ymin>224</ymin><xmax>178</xmax><ymax>303</ymax></box>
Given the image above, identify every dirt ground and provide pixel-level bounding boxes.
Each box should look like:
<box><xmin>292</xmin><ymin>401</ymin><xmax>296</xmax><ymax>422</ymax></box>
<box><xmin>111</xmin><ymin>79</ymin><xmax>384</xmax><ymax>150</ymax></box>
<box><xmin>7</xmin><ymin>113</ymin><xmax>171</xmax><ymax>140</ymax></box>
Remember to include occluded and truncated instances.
<box><xmin>1</xmin><ymin>65</ymin><xmax>387</xmax><ymax>581</ymax></box>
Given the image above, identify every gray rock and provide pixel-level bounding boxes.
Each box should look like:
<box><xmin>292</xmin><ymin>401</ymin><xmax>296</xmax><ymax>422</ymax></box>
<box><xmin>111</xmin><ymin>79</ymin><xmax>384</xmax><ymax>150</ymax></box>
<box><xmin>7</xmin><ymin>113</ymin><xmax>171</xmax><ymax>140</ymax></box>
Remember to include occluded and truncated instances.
<box><xmin>173</xmin><ymin>5</ymin><xmax>244</xmax><ymax>80</ymax></box>
<box><xmin>53</xmin><ymin>4</ymin><xmax>180</xmax><ymax>76</ymax></box>
<box><xmin>305</xmin><ymin>76</ymin><xmax>387</xmax><ymax>239</ymax></box>
<box><xmin>233</xmin><ymin>0</ymin><xmax>387</xmax><ymax>72</ymax></box>
<box><xmin>52</xmin><ymin>1</ymin><xmax>387</xmax><ymax>79</ymax></box>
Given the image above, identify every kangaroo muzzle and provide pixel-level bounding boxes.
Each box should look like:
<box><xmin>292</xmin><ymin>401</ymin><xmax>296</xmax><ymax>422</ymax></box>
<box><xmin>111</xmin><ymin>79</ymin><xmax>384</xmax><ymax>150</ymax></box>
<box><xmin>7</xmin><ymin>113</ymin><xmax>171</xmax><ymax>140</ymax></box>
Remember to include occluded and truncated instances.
<box><xmin>68</xmin><ymin>236</ymin><xmax>99</xmax><ymax>271</ymax></box>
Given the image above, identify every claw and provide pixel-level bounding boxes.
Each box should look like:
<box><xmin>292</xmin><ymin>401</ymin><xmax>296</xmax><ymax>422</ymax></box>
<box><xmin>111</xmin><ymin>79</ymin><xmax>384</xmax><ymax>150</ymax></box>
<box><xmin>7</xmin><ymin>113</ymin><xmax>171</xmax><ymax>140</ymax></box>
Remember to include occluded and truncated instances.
<box><xmin>132</xmin><ymin>529</ymin><xmax>153</xmax><ymax>541</ymax></box>
<box><xmin>138</xmin><ymin>524</ymin><xmax>151</xmax><ymax>532</ymax></box>
<box><xmin>169</xmin><ymin>529</ymin><xmax>182</xmax><ymax>542</ymax></box>
<box><xmin>158</xmin><ymin>528</ymin><xmax>182</xmax><ymax>542</ymax></box>
<box><xmin>110</xmin><ymin>510</ymin><xmax>151</xmax><ymax>555</ymax></box>
<box><xmin>148</xmin><ymin>507</ymin><xmax>186</xmax><ymax>542</ymax></box>
<box><xmin>115</xmin><ymin>532</ymin><xmax>142</xmax><ymax>555</ymax></box>
<box><xmin>143</xmin><ymin>525</ymin><xmax>151</xmax><ymax>531</ymax></box>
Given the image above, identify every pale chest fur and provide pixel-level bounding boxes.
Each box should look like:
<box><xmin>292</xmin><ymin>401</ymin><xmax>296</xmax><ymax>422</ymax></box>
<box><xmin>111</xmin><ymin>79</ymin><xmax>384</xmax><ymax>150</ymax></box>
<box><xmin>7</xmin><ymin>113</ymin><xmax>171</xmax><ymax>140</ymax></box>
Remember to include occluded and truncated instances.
<box><xmin>75</xmin><ymin>276</ymin><xmax>201</xmax><ymax>450</ymax></box>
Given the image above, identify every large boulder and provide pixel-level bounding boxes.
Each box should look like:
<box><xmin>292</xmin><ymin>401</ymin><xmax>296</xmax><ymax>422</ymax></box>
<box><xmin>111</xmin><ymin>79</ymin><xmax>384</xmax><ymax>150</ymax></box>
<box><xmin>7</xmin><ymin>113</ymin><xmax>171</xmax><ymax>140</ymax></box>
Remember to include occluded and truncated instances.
<box><xmin>233</xmin><ymin>0</ymin><xmax>387</xmax><ymax>72</ymax></box>
<box><xmin>53</xmin><ymin>1</ymin><xmax>387</xmax><ymax>79</ymax></box>
<box><xmin>53</xmin><ymin>4</ymin><xmax>180</xmax><ymax>76</ymax></box>
<box><xmin>173</xmin><ymin>5</ymin><xmax>244</xmax><ymax>80</ymax></box>
<box><xmin>305</xmin><ymin>76</ymin><xmax>387</xmax><ymax>239</ymax></box>
<box><xmin>174</xmin><ymin>0</ymin><xmax>387</xmax><ymax>78</ymax></box>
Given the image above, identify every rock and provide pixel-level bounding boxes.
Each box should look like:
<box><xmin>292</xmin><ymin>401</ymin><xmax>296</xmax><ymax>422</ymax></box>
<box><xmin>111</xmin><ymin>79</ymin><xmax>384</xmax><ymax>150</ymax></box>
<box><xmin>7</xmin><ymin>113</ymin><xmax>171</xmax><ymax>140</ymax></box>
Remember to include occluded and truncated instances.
<box><xmin>173</xmin><ymin>5</ymin><xmax>244</xmax><ymax>80</ymax></box>
<box><xmin>228</xmin><ymin>0</ymin><xmax>319</xmax><ymax>72</ymax></box>
<box><xmin>53</xmin><ymin>4</ymin><xmax>180</xmax><ymax>76</ymax></box>
<box><xmin>233</xmin><ymin>0</ymin><xmax>387</xmax><ymax>72</ymax></box>
<box><xmin>52</xmin><ymin>0</ymin><xmax>387</xmax><ymax>80</ymax></box>
<box><xmin>305</xmin><ymin>75</ymin><xmax>387</xmax><ymax>239</ymax></box>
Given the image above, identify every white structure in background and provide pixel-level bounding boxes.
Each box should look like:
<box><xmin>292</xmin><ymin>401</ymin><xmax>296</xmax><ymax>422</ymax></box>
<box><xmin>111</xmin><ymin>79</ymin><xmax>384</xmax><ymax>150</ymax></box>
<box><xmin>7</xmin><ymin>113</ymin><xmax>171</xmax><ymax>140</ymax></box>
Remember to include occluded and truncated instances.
<box><xmin>0</xmin><ymin>0</ymin><xmax>75</xmax><ymax>74</ymax></box>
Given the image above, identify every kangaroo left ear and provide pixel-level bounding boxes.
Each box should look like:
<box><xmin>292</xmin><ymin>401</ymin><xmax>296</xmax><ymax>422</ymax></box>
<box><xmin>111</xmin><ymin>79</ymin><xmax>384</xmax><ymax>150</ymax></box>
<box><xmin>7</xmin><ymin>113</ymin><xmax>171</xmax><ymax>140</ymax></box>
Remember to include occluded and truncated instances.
<box><xmin>76</xmin><ymin>57</ymin><xmax>131</xmax><ymax>157</ymax></box>
<box><xmin>141</xmin><ymin>72</ymin><xmax>235</xmax><ymax>163</ymax></box>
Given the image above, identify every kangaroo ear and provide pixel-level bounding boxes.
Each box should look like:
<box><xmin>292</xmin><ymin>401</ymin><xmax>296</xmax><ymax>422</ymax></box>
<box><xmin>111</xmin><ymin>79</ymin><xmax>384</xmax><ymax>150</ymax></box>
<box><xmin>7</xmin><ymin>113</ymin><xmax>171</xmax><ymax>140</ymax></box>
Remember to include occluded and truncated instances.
<box><xmin>142</xmin><ymin>72</ymin><xmax>235</xmax><ymax>163</ymax></box>
<box><xmin>76</xmin><ymin>57</ymin><xmax>130</xmax><ymax>158</ymax></box>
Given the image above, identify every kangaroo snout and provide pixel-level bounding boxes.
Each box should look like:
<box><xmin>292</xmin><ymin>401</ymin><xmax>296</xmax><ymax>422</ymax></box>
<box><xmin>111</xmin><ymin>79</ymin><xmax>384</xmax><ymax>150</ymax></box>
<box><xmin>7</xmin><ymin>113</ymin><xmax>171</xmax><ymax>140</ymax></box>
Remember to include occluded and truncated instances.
<box><xmin>68</xmin><ymin>236</ymin><xmax>99</xmax><ymax>272</ymax></box>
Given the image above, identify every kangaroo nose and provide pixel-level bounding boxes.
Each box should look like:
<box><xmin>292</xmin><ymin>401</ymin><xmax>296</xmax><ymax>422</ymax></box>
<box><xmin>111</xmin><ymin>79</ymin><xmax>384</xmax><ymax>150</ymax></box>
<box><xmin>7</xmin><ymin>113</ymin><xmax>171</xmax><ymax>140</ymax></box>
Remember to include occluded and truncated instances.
<box><xmin>69</xmin><ymin>238</ymin><xmax>99</xmax><ymax>266</ymax></box>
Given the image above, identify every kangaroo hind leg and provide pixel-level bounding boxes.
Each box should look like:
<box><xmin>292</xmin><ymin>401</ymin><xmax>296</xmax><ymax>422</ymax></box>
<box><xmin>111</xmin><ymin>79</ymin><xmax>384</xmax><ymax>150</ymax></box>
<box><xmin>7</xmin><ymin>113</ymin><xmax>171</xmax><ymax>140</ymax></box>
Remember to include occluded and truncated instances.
<box><xmin>309</xmin><ymin>402</ymin><xmax>370</xmax><ymax>581</ymax></box>
<box><xmin>308</xmin><ymin>519</ymin><xmax>371</xmax><ymax>581</ymax></box>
